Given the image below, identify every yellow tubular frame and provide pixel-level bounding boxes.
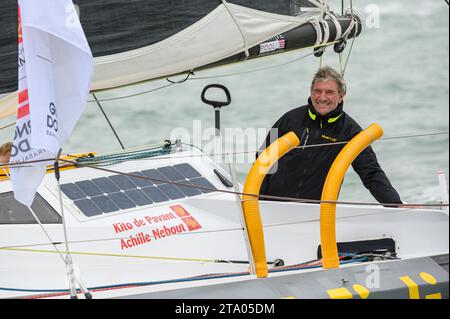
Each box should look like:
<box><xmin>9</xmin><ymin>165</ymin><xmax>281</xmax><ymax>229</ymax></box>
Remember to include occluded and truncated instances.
<box><xmin>242</xmin><ymin>132</ymin><xmax>300</xmax><ymax>278</ymax></box>
<box><xmin>320</xmin><ymin>124</ymin><xmax>384</xmax><ymax>269</ymax></box>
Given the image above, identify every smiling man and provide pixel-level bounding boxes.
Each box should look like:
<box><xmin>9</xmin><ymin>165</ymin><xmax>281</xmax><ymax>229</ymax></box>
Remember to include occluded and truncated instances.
<box><xmin>258</xmin><ymin>66</ymin><xmax>403</xmax><ymax>206</ymax></box>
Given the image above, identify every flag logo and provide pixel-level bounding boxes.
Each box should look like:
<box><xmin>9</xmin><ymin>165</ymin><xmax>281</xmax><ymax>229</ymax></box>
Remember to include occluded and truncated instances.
<box><xmin>259</xmin><ymin>36</ymin><xmax>286</xmax><ymax>55</ymax></box>
<box><xmin>170</xmin><ymin>205</ymin><xmax>202</xmax><ymax>232</ymax></box>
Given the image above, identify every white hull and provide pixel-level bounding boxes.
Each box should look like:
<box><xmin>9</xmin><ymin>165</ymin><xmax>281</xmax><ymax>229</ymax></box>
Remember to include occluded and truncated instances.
<box><xmin>1</xmin><ymin>148</ymin><xmax>448</xmax><ymax>299</ymax></box>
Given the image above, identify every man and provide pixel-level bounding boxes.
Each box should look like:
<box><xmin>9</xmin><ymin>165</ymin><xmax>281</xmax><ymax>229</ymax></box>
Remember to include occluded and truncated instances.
<box><xmin>0</xmin><ymin>142</ymin><xmax>12</xmax><ymax>179</ymax></box>
<box><xmin>0</xmin><ymin>142</ymin><xmax>12</xmax><ymax>164</ymax></box>
<box><xmin>259</xmin><ymin>66</ymin><xmax>402</xmax><ymax>206</ymax></box>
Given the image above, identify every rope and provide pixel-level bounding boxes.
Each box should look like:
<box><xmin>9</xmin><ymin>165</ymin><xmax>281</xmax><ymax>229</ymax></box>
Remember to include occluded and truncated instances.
<box><xmin>46</xmin><ymin>157</ymin><xmax>449</xmax><ymax>208</ymax></box>
<box><xmin>0</xmin><ymin>207</ymin><xmax>419</xmax><ymax>254</ymax></box>
<box><xmin>92</xmin><ymin>93</ymin><xmax>125</xmax><ymax>150</ymax></box>
<box><xmin>0</xmin><ymin>122</ymin><xmax>15</xmax><ymax>132</ymax></box>
<box><xmin>0</xmin><ymin>257</ymin><xmax>370</xmax><ymax>298</ymax></box>
<box><xmin>0</xmin><ymin>247</ymin><xmax>222</xmax><ymax>264</ymax></box>
<box><xmin>166</xmin><ymin>71</ymin><xmax>195</xmax><ymax>84</ymax></box>
<box><xmin>88</xmin><ymin>82</ymin><xmax>175</xmax><ymax>103</ymax></box>
<box><xmin>74</xmin><ymin>143</ymin><xmax>173</xmax><ymax>166</ymax></box>
<box><xmin>189</xmin><ymin>41</ymin><xmax>339</xmax><ymax>81</ymax></box>
<box><xmin>221</xmin><ymin>0</ymin><xmax>250</xmax><ymax>59</ymax></box>
<box><xmin>0</xmin><ymin>225</ymin><xmax>244</xmax><ymax>251</ymax></box>
<box><xmin>1</xmin><ymin>131</ymin><xmax>448</xmax><ymax>208</ymax></box>
<box><xmin>2</xmin><ymin>131</ymin><xmax>447</xmax><ymax>170</ymax></box>
<box><xmin>341</xmin><ymin>0</ymin><xmax>357</xmax><ymax>76</ymax></box>
<box><xmin>342</xmin><ymin>33</ymin><xmax>356</xmax><ymax>76</ymax></box>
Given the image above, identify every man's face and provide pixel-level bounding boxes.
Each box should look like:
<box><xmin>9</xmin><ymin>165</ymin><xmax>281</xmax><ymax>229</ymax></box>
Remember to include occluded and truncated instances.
<box><xmin>311</xmin><ymin>80</ymin><xmax>345</xmax><ymax>116</ymax></box>
<box><xmin>0</xmin><ymin>152</ymin><xmax>10</xmax><ymax>164</ymax></box>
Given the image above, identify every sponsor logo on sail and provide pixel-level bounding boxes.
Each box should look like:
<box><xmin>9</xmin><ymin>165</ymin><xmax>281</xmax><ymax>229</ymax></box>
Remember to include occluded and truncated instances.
<box><xmin>259</xmin><ymin>36</ymin><xmax>286</xmax><ymax>55</ymax></box>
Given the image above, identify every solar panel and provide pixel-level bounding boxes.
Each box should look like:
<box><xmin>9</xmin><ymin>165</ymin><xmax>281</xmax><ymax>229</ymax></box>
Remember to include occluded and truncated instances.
<box><xmin>91</xmin><ymin>195</ymin><xmax>120</xmax><ymax>213</ymax></box>
<box><xmin>177</xmin><ymin>181</ymin><xmax>202</xmax><ymax>197</ymax></box>
<box><xmin>125</xmin><ymin>189</ymin><xmax>153</xmax><ymax>206</ymax></box>
<box><xmin>92</xmin><ymin>177</ymin><xmax>120</xmax><ymax>194</ymax></box>
<box><xmin>108</xmin><ymin>175</ymin><xmax>137</xmax><ymax>190</ymax></box>
<box><xmin>61</xmin><ymin>183</ymin><xmax>85</xmax><ymax>200</ymax></box>
<box><xmin>141</xmin><ymin>169</ymin><xmax>167</xmax><ymax>184</ymax></box>
<box><xmin>62</xmin><ymin>164</ymin><xmax>218</xmax><ymax>217</ymax></box>
<box><xmin>74</xmin><ymin>198</ymin><xmax>102</xmax><ymax>217</ymax></box>
<box><xmin>127</xmin><ymin>172</ymin><xmax>154</xmax><ymax>188</ymax></box>
<box><xmin>75</xmin><ymin>180</ymin><xmax>103</xmax><ymax>197</ymax></box>
<box><xmin>174</xmin><ymin>163</ymin><xmax>201</xmax><ymax>179</ymax></box>
<box><xmin>158</xmin><ymin>166</ymin><xmax>185</xmax><ymax>182</ymax></box>
<box><xmin>142</xmin><ymin>186</ymin><xmax>169</xmax><ymax>203</ymax></box>
<box><xmin>158</xmin><ymin>184</ymin><xmax>185</xmax><ymax>200</ymax></box>
<box><xmin>190</xmin><ymin>177</ymin><xmax>216</xmax><ymax>194</ymax></box>
<box><xmin>109</xmin><ymin>192</ymin><xmax>136</xmax><ymax>210</ymax></box>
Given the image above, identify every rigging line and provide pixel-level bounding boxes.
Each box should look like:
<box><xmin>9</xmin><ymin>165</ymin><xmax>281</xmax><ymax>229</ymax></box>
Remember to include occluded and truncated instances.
<box><xmin>338</xmin><ymin>51</ymin><xmax>344</xmax><ymax>75</ymax></box>
<box><xmin>342</xmin><ymin>17</ymin><xmax>358</xmax><ymax>76</ymax></box>
<box><xmin>166</xmin><ymin>71</ymin><xmax>194</xmax><ymax>84</ymax></box>
<box><xmin>445</xmin><ymin>0</ymin><xmax>449</xmax><ymax>5</ymax></box>
<box><xmin>190</xmin><ymin>50</ymin><xmax>316</xmax><ymax>80</ymax></box>
<box><xmin>10</xmin><ymin>259</ymin><xmax>372</xmax><ymax>297</ymax></box>
<box><xmin>0</xmin><ymin>226</ymin><xmax>245</xmax><ymax>251</ymax></box>
<box><xmin>85</xmin><ymin>41</ymin><xmax>340</xmax><ymax>104</ymax></box>
<box><xmin>221</xmin><ymin>0</ymin><xmax>250</xmax><ymax>59</ymax></box>
<box><xmin>27</xmin><ymin>206</ymin><xmax>66</xmax><ymax>264</ymax></box>
<box><xmin>2</xmin><ymin>131</ymin><xmax>448</xmax><ymax>170</ymax></box>
<box><xmin>189</xmin><ymin>41</ymin><xmax>341</xmax><ymax>81</ymax></box>
<box><xmin>0</xmin><ymin>206</ymin><xmax>430</xmax><ymax>254</ymax></box>
<box><xmin>54</xmin><ymin>149</ymin><xmax>79</xmax><ymax>298</ymax></box>
<box><xmin>92</xmin><ymin>93</ymin><xmax>126</xmax><ymax>150</ymax></box>
<box><xmin>380</xmin><ymin>131</ymin><xmax>449</xmax><ymax>141</ymax></box>
<box><xmin>0</xmin><ymin>201</ymin><xmax>444</xmax><ymax>254</ymax></box>
<box><xmin>342</xmin><ymin>35</ymin><xmax>356</xmax><ymax>76</ymax></box>
<box><xmin>262</xmin><ymin>207</ymin><xmax>420</xmax><ymax>229</ymax></box>
<box><xmin>0</xmin><ymin>247</ymin><xmax>227</xmax><ymax>264</ymax></box>
<box><xmin>0</xmin><ymin>122</ymin><xmax>15</xmax><ymax>131</ymax></box>
<box><xmin>56</xmin><ymin>157</ymin><xmax>448</xmax><ymax>208</ymax></box>
<box><xmin>87</xmin><ymin>82</ymin><xmax>175</xmax><ymax>103</ymax></box>
<box><xmin>181</xmin><ymin>142</ymin><xmax>203</xmax><ymax>153</ymax></box>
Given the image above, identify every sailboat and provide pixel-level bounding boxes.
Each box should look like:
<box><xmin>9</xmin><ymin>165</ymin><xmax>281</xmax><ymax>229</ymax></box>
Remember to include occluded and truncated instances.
<box><xmin>0</xmin><ymin>0</ymin><xmax>448</xmax><ymax>299</ymax></box>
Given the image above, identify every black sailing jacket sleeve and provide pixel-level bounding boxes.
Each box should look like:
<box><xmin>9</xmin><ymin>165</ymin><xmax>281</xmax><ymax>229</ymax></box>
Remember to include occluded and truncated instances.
<box><xmin>343</xmin><ymin>120</ymin><xmax>403</xmax><ymax>205</ymax></box>
<box><xmin>351</xmin><ymin>141</ymin><xmax>403</xmax><ymax>205</ymax></box>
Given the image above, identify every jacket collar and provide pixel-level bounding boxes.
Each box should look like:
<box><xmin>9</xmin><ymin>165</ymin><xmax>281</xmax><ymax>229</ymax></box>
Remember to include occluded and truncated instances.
<box><xmin>307</xmin><ymin>97</ymin><xmax>344</xmax><ymax>124</ymax></box>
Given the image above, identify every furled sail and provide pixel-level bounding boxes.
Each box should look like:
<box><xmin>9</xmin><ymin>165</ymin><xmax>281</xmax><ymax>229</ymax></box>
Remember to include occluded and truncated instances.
<box><xmin>0</xmin><ymin>0</ymin><xmax>362</xmax><ymax>118</ymax></box>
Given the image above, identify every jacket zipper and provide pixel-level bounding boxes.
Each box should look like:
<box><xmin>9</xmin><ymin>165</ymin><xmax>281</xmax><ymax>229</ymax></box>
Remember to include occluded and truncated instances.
<box><xmin>297</xmin><ymin>122</ymin><xmax>322</xmax><ymax>196</ymax></box>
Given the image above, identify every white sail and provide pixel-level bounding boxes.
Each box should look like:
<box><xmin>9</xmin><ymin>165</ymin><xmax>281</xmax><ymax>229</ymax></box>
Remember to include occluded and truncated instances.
<box><xmin>91</xmin><ymin>3</ymin><xmax>314</xmax><ymax>91</ymax></box>
<box><xmin>0</xmin><ymin>1</ymin><xmax>360</xmax><ymax>119</ymax></box>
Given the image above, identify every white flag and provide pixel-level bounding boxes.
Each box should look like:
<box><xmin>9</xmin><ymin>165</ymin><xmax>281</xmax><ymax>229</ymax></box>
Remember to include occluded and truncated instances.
<box><xmin>10</xmin><ymin>0</ymin><xmax>93</xmax><ymax>206</ymax></box>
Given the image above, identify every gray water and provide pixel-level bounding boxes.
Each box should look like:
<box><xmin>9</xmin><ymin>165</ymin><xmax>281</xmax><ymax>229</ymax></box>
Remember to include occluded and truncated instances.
<box><xmin>1</xmin><ymin>0</ymin><xmax>448</xmax><ymax>204</ymax></box>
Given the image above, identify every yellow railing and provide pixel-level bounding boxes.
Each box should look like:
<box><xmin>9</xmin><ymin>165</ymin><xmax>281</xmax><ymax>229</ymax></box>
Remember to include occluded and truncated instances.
<box><xmin>320</xmin><ymin>124</ymin><xmax>384</xmax><ymax>269</ymax></box>
<box><xmin>242</xmin><ymin>132</ymin><xmax>300</xmax><ymax>278</ymax></box>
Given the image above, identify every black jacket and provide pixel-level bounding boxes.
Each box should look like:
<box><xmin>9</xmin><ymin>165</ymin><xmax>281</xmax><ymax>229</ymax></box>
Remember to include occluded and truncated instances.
<box><xmin>259</xmin><ymin>99</ymin><xmax>402</xmax><ymax>205</ymax></box>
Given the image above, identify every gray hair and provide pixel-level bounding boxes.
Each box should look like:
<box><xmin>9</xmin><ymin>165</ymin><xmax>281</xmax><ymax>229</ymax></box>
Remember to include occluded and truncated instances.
<box><xmin>311</xmin><ymin>66</ymin><xmax>346</xmax><ymax>95</ymax></box>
